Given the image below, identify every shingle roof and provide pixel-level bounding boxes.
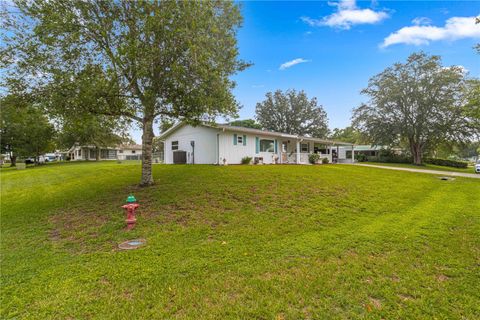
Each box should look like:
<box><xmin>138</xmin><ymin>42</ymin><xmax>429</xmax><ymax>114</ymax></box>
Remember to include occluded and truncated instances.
<box><xmin>159</xmin><ymin>121</ymin><xmax>354</xmax><ymax>146</ymax></box>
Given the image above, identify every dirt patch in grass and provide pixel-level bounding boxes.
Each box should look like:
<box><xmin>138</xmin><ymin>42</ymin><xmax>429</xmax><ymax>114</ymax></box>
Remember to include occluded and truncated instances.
<box><xmin>48</xmin><ymin>207</ymin><xmax>115</xmax><ymax>253</ymax></box>
<box><xmin>436</xmin><ymin>274</ymin><xmax>449</xmax><ymax>282</ymax></box>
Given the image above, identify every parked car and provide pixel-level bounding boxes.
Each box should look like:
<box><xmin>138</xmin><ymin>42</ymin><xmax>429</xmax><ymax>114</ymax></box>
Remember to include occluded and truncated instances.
<box><xmin>475</xmin><ymin>160</ymin><xmax>480</xmax><ymax>174</ymax></box>
<box><xmin>24</xmin><ymin>157</ymin><xmax>35</xmax><ymax>164</ymax></box>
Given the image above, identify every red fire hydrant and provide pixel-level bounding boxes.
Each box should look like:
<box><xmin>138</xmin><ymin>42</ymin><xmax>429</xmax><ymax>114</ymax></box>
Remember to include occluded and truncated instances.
<box><xmin>122</xmin><ymin>195</ymin><xmax>139</xmax><ymax>230</ymax></box>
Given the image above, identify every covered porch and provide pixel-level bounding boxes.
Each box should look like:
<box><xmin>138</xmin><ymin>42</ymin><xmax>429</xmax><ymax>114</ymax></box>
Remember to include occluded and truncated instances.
<box><xmin>69</xmin><ymin>147</ymin><xmax>118</xmax><ymax>161</ymax></box>
<box><xmin>278</xmin><ymin>137</ymin><xmax>354</xmax><ymax>164</ymax></box>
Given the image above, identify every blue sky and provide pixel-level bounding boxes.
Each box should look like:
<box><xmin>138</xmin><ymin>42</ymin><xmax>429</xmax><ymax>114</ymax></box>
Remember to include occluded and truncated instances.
<box><xmin>230</xmin><ymin>0</ymin><xmax>480</xmax><ymax>129</ymax></box>
<box><xmin>133</xmin><ymin>1</ymin><xmax>479</xmax><ymax>142</ymax></box>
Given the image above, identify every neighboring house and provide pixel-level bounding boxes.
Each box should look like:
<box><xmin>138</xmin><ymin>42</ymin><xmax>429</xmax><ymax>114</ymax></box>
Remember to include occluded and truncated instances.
<box><xmin>338</xmin><ymin>145</ymin><xmax>383</xmax><ymax>161</ymax></box>
<box><xmin>158</xmin><ymin>122</ymin><xmax>355</xmax><ymax>165</ymax></box>
<box><xmin>337</xmin><ymin>145</ymin><xmax>403</xmax><ymax>161</ymax></box>
<box><xmin>68</xmin><ymin>144</ymin><xmax>142</xmax><ymax>161</ymax></box>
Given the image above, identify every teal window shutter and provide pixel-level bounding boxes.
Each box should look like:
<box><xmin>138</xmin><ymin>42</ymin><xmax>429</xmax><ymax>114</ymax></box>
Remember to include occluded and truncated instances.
<box><xmin>255</xmin><ymin>137</ymin><xmax>259</xmax><ymax>153</ymax></box>
<box><xmin>243</xmin><ymin>135</ymin><xmax>247</xmax><ymax>146</ymax></box>
<box><xmin>274</xmin><ymin>139</ymin><xmax>278</xmax><ymax>153</ymax></box>
<box><xmin>233</xmin><ymin>134</ymin><xmax>237</xmax><ymax>145</ymax></box>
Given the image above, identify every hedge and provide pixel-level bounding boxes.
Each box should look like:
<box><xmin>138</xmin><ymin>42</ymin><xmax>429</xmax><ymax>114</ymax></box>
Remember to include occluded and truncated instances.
<box><xmin>424</xmin><ymin>158</ymin><xmax>468</xmax><ymax>168</ymax></box>
<box><xmin>366</xmin><ymin>155</ymin><xmax>412</xmax><ymax>164</ymax></box>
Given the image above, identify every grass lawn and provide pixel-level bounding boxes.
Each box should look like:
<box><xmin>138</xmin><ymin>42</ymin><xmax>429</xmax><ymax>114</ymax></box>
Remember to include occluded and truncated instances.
<box><xmin>363</xmin><ymin>161</ymin><xmax>475</xmax><ymax>173</ymax></box>
<box><xmin>1</xmin><ymin>162</ymin><xmax>479</xmax><ymax>319</ymax></box>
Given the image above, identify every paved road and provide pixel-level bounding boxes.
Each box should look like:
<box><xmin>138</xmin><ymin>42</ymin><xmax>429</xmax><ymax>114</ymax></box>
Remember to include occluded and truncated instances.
<box><xmin>353</xmin><ymin>163</ymin><xmax>480</xmax><ymax>179</ymax></box>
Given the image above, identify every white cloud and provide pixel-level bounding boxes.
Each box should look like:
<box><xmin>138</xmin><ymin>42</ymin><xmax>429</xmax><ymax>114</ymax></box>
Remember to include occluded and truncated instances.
<box><xmin>279</xmin><ymin>58</ymin><xmax>310</xmax><ymax>70</ymax></box>
<box><xmin>412</xmin><ymin>17</ymin><xmax>432</xmax><ymax>26</ymax></box>
<box><xmin>301</xmin><ymin>0</ymin><xmax>389</xmax><ymax>30</ymax></box>
<box><xmin>381</xmin><ymin>16</ymin><xmax>480</xmax><ymax>48</ymax></box>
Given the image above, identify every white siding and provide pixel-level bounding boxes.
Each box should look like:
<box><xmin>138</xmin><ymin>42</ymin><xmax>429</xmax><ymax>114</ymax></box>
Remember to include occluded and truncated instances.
<box><xmin>164</xmin><ymin>125</ymin><xmax>218</xmax><ymax>164</ymax></box>
<box><xmin>117</xmin><ymin>148</ymin><xmax>142</xmax><ymax>160</ymax></box>
<box><xmin>218</xmin><ymin>132</ymin><xmax>281</xmax><ymax>164</ymax></box>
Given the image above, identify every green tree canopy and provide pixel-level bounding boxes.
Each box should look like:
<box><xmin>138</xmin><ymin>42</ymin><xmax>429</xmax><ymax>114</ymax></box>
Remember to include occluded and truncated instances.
<box><xmin>228</xmin><ymin>119</ymin><xmax>262</xmax><ymax>130</ymax></box>
<box><xmin>0</xmin><ymin>94</ymin><xmax>55</xmax><ymax>166</ymax></box>
<box><xmin>353</xmin><ymin>52</ymin><xmax>478</xmax><ymax>165</ymax></box>
<box><xmin>329</xmin><ymin>126</ymin><xmax>367</xmax><ymax>144</ymax></box>
<box><xmin>3</xmin><ymin>0</ymin><xmax>249</xmax><ymax>185</ymax></box>
<box><xmin>255</xmin><ymin>89</ymin><xmax>329</xmax><ymax>137</ymax></box>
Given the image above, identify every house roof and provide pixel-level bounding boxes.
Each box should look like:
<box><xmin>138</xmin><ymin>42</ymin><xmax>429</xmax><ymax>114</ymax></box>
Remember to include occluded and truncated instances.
<box><xmin>158</xmin><ymin>121</ymin><xmax>354</xmax><ymax>146</ymax></box>
<box><xmin>353</xmin><ymin>145</ymin><xmax>384</xmax><ymax>151</ymax></box>
<box><xmin>68</xmin><ymin>144</ymin><xmax>142</xmax><ymax>152</ymax></box>
<box><xmin>118</xmin><ymin>144</ymin><xmax>142</xmax><ymax>150</ymax></box>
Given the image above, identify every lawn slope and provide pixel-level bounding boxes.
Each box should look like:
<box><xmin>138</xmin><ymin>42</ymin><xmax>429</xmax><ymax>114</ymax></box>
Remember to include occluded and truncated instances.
<box><xmin>1</xmin><ymin>162</ymin><xmax>479</xmax><ymax>319</ymax></box>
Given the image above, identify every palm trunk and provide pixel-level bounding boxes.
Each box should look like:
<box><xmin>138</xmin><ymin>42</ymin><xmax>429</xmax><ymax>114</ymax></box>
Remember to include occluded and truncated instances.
<box><xmin>140</xmin><ymin>118</ymin><xmax>154</xmax><ymax>186</ymax></box>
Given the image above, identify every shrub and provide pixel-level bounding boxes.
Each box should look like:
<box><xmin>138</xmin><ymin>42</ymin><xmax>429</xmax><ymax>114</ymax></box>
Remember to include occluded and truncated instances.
<box><xmin>322</xmin><ymin>157</ymin><xmax>329</xmax><ymax>164</ymax></box>
<box><xmin>241</xmin><ymin>156</ymin><xmax>252</xmax><ymax>165</ymax></box>
<box><xmin>308</xmin><ymin>153</ymin><xmax>320</xmax><ymax>164</ymax></box>
<box><xmin>367</xmin><ymin>155</ymin><xmax>412</xmax><ymax>164</ymax></box>
<box><xmin>425</xmin><ymin>158</ymin><xmax>468</xmax><ymax>168</ymax></box>
<box><xmin>356</xmin><ymin>154</ymin><xmax>367</xmax><ymax>162</ymax></box>
<box><xmin>367</xmin><ymin>149</ymin><xmax>412</xmax><ymax>163</ymax></box>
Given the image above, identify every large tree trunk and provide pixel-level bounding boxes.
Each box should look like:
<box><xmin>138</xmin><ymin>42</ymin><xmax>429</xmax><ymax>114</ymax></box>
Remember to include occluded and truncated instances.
<box><xmin>411</xmin><ymin>143</ymin><xmax>423</xmax><ymax>165</ymax></box>
<box><xmin>96</xmin><ymin>145</ymin><xmax>100</xmax><ymax>161</ymax></box>
<box><xmin>140</xmin><ymin>118</ymin><xmax>154</xmax><ymax>186</ymax></box>
<box><xmin>10</xmin><ymin>155</ymin><xmax>17</xmax><ymax>167</ymax></box>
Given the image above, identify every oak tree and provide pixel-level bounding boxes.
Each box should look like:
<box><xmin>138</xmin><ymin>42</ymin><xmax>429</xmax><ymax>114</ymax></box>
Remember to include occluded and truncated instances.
<box><xmin>353</xmin><ymin>52</ymin><xmax>477</xmax><ymax>165</ymax></box>
<box><xmin>3</xmin><ymin>0</ymin><xmax>248</xmax><ymax>185</ymax></box>
<box><xmin>255</xmin><ymin>89</ymin><xmax>329</xmax><ymax>137</ymax></box>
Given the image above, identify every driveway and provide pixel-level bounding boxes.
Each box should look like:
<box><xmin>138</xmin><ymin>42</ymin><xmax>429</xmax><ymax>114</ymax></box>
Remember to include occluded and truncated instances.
<box><xmin>353</xmin><ymin>163</ymin><xmax>480</xmax><ymax>179</ymax></box>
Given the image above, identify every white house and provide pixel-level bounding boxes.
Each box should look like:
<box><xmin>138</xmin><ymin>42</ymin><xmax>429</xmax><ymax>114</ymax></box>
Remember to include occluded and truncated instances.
<box><xmin>158</xmin><ymin>122</ymin><xmax>355</xmax><ymax>165</ymax></box>
<box><xmin>337</xmin><ymin>145</ymin><xmax>405</xmax><ymax>161</ymax></box>
<box><xmin>68</xmin><ymin>144</ymin><xmax>142</xmax><ymax>161</ymax></box>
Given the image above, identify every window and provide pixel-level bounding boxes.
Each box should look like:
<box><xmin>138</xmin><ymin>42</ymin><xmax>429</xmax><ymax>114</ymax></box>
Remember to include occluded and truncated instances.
<box><xmin>237</xmin><ymin>135</ymin><xmax>243</xmax><ymax>145</ymax></box>
<box><xmin>172</xmin><ymin>141</ymin><xmax>179</xmax><ymax>150</ymax></box>
<box><xmin>300</xmin><ymin>143</ymin><xmax>309</xmax><ymax>153</ymax></box>
<box><xmin>132</xmin><ymin>150</ymin><xmax>136</xmax><ymax>154</ymax></box>
<box><xmin>259</xmin><ymin>139</ymin><xmax>274</xmax><ymax>152</ymax></box>
<box><xmin>119</xmin><ymin>150</ymin><xmax>123</xmax><ymax>154</ymax></box>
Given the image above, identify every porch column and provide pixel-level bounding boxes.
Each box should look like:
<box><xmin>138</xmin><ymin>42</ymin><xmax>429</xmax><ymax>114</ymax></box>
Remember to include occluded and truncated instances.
<box><xmin>296</xmin><ymin>140</ymin><xmax>300</xmax><ymax>164</ymax></box>
<box><xmin>351</xmin><ymin>145</ymin><xmax>355</xmax><ymax>163</ymax></box>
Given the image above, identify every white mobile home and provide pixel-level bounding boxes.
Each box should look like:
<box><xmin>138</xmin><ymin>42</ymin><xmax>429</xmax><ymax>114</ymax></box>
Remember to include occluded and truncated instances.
<box><xmin>68</xmin><ymin>144</ymin><xmax>142</xmax><ymax>161</ymax></box>
<box><xmin>159</xmin><ymin>122</ymin><xmax>354</xmax><ymax>165</ymax></box>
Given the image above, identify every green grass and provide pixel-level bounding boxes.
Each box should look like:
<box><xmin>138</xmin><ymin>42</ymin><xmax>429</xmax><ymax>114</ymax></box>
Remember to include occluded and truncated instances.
<box><xmin>363</xmin><ymin>161</ymin><xmax>475</xmax><ymax>173</ymax></box>
<box><xmin>1</xmin><ymin>162</ymin><xmax>479</xmax><ymax>319</ymax></box>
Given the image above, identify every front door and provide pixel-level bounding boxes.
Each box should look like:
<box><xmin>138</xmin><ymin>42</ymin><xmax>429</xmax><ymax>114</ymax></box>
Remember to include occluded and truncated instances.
<box><xmin>281</xmin><ymin>141</ymin><xmax>288</xmax><ymax>163</ymax></box>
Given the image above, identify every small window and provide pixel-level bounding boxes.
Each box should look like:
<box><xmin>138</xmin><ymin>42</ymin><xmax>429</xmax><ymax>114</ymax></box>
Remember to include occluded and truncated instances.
<box><xmin>259</xmin><ymin>139</ymin><xmax>274</xmax><ymax>152</ymax></box>
<box><xmin>237</xmin><ymin>135</ymin><xmax>243</xmax><ymax>145</ymax></box>
<box><xmin>172</xmin><ymin>141</ymin><xmax>179</xmax><ymax>150</ymax></box>
<box><xmin>132</xmin><ymin>150</ymin><xmax>136</xmax><ymax>154</ymax></box>
<box><xmin>119</xmin><ymin>150</ymin><xmax>123</xmax><ymax>153</ymax></box>
<box><xmin>300</xmin><ymin>143</ymin><xmax>309</xmax><ymax>153</ymax></box>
